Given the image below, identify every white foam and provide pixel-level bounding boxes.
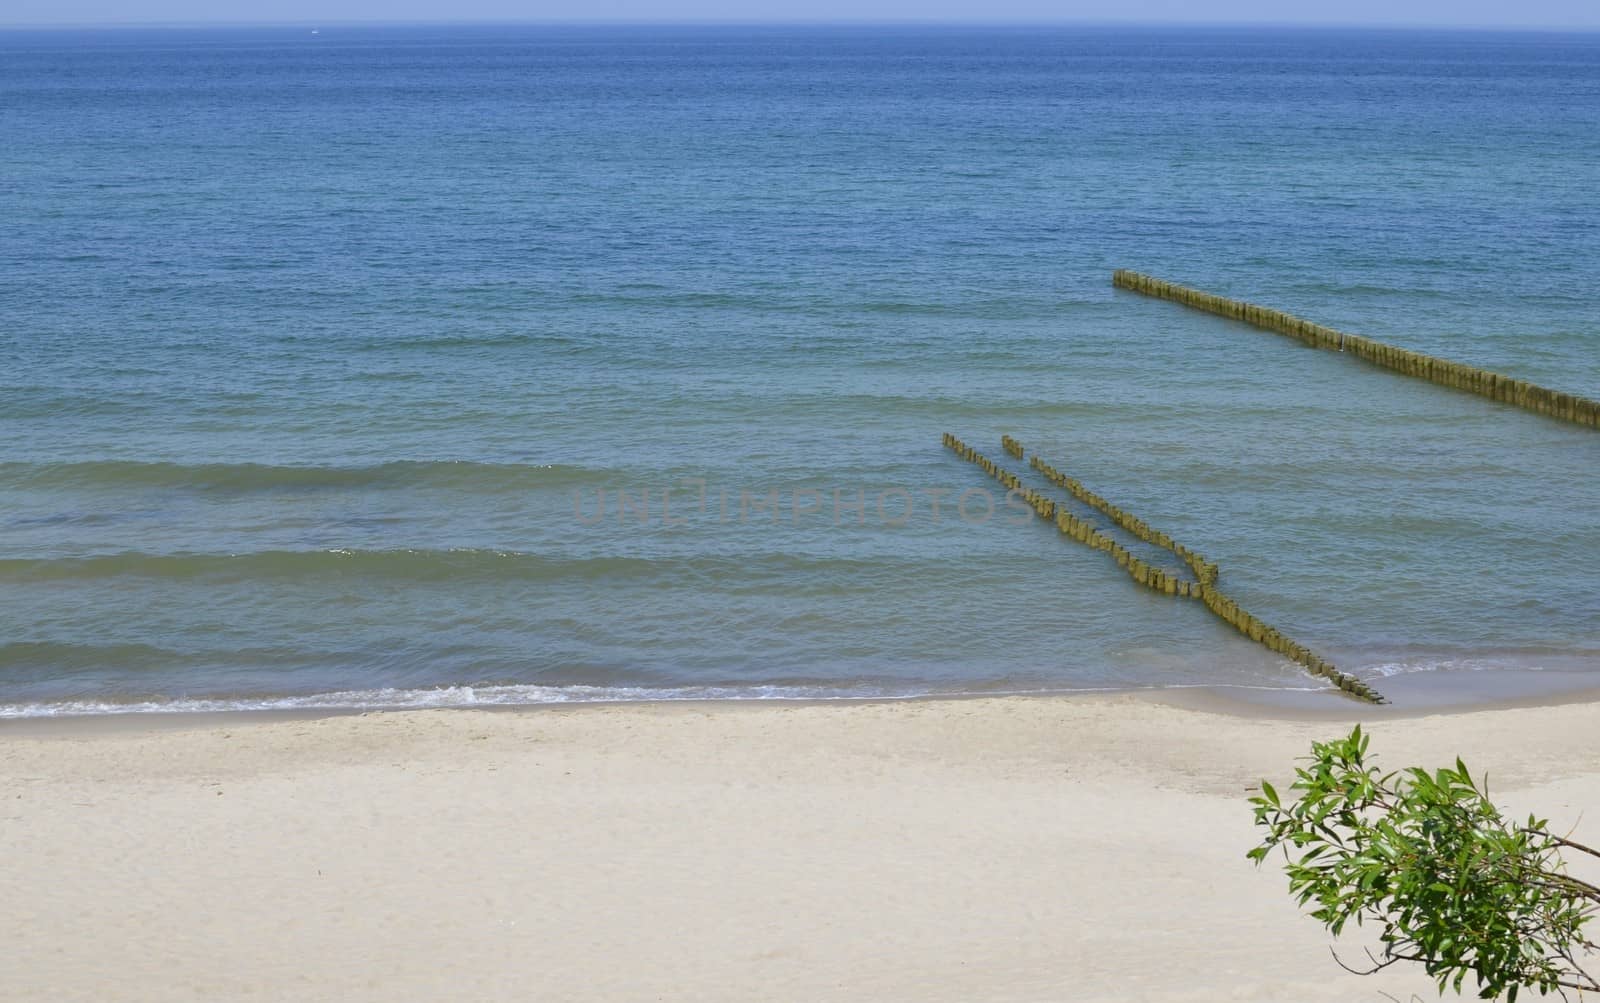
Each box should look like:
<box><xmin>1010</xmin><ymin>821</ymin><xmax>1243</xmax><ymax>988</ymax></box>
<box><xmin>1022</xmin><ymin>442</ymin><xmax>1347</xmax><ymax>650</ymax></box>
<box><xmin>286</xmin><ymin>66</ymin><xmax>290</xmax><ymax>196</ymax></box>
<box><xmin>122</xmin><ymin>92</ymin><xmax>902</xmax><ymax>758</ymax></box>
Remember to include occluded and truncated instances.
<box><xmin>1359</xmin><ymin>658</ymin><xmax>1548</xmax><ymax>679</ymax></box>
<box><xmin>0</xmin><ymin>680</ymin><xmax>1326</xmax><ymax>719</ymax></box>
<box><xmin>0</xmin><ymin>683</ymin><xmax>909</xmax><ymax>719</ymax></box>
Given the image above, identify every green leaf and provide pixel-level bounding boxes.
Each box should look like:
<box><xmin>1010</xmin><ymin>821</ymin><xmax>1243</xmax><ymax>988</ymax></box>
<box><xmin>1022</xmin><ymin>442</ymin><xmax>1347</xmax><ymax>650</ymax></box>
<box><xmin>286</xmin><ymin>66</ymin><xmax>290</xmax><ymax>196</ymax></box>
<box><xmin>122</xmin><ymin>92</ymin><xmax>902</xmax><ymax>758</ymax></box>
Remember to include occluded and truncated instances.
<box><xmin>1261</xmin><ymin>780</ymin><xmax>1280</xmax><ymax>807</ymax></box>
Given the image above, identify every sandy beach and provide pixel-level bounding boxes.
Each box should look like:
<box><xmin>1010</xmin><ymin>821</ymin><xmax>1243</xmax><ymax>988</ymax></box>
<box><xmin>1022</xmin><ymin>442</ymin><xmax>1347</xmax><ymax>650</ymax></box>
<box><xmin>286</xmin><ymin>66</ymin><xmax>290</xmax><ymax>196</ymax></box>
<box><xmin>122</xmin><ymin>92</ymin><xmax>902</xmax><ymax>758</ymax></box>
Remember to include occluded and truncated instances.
<box><xmin>3</xmin><ymin>692</ymin><xmax>1598</xmax><ymax>1002</ymax></box>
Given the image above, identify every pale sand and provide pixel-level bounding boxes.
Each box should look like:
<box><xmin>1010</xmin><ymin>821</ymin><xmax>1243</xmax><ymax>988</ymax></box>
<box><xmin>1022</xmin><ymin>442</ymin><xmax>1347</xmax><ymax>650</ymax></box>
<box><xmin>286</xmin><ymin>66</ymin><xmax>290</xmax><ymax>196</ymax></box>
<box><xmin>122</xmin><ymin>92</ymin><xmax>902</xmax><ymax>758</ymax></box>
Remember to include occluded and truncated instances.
<box><xmin>4</xmin><ymin>693</ymin><xmax>1600</xmax><ymax>1002</ymax></box>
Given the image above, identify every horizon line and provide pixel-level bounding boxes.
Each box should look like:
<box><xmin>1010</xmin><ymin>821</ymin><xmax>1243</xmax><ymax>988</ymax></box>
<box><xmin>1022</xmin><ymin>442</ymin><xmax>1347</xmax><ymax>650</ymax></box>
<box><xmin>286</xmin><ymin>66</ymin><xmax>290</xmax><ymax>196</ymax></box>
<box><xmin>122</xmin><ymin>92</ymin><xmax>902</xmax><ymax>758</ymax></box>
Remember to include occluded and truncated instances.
<box><xmin>3</xmin><ymin>17</ymin><xmax>1600</xmax><ymax>32</ymax></box>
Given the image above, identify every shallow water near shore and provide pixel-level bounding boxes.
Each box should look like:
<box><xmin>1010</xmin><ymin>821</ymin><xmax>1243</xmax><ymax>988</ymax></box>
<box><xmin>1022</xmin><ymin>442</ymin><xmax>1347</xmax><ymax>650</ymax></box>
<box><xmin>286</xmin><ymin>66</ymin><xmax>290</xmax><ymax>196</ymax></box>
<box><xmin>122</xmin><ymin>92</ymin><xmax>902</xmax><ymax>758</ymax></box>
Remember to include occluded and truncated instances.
<box><xmin>2</xmin><ymin>24</ymin><xmax>1598</xmax><ymax>715</ymax></box>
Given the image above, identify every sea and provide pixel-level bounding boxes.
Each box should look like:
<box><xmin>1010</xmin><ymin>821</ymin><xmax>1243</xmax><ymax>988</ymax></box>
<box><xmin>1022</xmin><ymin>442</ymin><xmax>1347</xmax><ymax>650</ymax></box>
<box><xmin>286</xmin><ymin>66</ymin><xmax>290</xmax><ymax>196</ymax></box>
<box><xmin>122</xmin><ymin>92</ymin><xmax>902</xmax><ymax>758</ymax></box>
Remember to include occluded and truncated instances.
<box><xmin>2</xmin><ymin>24</ymin><xmax>1598</xmax><ymax>716</ymax></box>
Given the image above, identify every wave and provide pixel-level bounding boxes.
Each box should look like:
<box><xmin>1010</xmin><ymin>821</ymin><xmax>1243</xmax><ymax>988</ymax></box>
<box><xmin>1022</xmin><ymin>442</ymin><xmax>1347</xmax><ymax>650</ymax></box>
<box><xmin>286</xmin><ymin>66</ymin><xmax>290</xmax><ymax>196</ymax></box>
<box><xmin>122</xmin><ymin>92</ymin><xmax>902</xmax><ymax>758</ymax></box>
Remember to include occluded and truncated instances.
<box><xmin>0</xmin><ymin>549</ymin><xmax>656</xmax><ymax>583</ymax></box>
<box><xmin>346</xmin><ymin>332</ymin><xmax>591</xmax><ymax>352</ymax></box>
<box><xmin>0</xmin><ymin>459</ymin><xmax>612</xmax><ymax>494</ymax></box>
<box><xmin>854</xmin><ymin>298</ymin><xmax>1082</xmax><ymax>319</ymax></box>
<box><xmin>0</xmin><ymin>641</ymin><xmax>318</xmax><ymax>674</ymax></box>
<box><xmin>1290</xmin><ymin>282</ymin><xmax>1454</xmax><ymax>298</ymax></box>
<box><xmin>0</xmin><ymin>641</ymin><xmax>185</xmax><ymax>673</ymax></box>
<box><xmin>0</xmin><ymin>682</ymin><xmax>928</xmax><ymax>718</ymax></box>
<box><xmin>1357</xmin><ymin>656</ymin><xmax>1588</xmax><ymax>678</ymax></box>
<box><xmin>0</xmin><ymin>548</ymin><xmax>932</xmax><ymax>585</ymax></box>
<box><xmin>551</xmin><ymin>289</ymin><xmax>1091</xmax><ymax>319</ymax></box>
<box><xmin>0</xmin><ymin>679</ymin><xmax>1328</xmax><ymax>719</ymax></box>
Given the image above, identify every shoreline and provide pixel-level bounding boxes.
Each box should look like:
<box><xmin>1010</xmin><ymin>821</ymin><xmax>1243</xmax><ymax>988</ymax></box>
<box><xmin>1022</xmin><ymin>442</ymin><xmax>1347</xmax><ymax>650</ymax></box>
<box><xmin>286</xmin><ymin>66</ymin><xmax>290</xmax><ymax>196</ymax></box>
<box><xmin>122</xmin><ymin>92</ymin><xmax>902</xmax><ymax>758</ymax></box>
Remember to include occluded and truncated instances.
<box><xmin>6</xmin><ymin>664</ymin><xmax>1600</xmax><ymax>736</ymax></box>
<box><xmin>6</xmin><ymin>690</ymin><xmax>1599</xmax><ymax>1001</ymax></box>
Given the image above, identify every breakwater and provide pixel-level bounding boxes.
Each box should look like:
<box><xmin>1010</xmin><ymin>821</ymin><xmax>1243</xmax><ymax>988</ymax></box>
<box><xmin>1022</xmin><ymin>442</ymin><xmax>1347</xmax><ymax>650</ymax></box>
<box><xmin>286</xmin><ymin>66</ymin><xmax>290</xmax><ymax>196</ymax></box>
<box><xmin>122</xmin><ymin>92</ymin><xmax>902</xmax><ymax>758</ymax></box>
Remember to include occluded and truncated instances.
<box><xmin>942</xmin><ymin>432</ymin><xmax>1386</xmax><ymax>704</ymax></box>
<box><xmin>1112</xmin><ymin>271</ymin><xmax>1600</xmax><ymax>429</ymax></box>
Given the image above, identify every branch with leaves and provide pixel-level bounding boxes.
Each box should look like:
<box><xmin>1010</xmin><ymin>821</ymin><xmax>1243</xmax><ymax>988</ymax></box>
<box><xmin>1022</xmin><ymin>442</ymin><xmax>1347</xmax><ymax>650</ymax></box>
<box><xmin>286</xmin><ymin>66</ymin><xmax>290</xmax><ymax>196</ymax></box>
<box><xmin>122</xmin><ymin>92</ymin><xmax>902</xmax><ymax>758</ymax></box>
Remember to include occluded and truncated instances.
<box><xmin>1248</xmin><ymin>726</ymin><xmax>1600</xmax><ymax>1001</ymax></box>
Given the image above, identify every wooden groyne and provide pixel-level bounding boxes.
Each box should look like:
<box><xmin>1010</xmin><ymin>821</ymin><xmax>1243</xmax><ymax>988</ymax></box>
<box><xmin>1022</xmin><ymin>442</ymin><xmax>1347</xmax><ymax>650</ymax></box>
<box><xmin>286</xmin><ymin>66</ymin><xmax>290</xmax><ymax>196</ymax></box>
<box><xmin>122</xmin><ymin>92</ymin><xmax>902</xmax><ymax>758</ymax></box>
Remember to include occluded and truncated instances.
<box><xmin>1030</xmin><ymin>455</ymin><xmax>1219</xmax><ymax>591</ymax></box>
<box><xmin>942</xmin><ymin>432</ymin><xmax>1385</xmax><ymax>704</ymax></box>
<box><xmin>1112</xmin><ymin>270</ymin><xmax>1600</xmax><ymax>429</ymax></box>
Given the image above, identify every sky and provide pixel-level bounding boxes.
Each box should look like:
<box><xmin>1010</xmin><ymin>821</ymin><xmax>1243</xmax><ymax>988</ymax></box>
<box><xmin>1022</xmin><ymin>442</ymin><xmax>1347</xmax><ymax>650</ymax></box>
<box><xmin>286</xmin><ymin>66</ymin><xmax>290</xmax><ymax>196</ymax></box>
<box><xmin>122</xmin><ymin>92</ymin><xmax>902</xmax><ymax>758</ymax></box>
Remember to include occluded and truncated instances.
<box><xmin>3</xmin><ymin>0</ymin><xmax>1598</xmax><ymax>29</ymax></box>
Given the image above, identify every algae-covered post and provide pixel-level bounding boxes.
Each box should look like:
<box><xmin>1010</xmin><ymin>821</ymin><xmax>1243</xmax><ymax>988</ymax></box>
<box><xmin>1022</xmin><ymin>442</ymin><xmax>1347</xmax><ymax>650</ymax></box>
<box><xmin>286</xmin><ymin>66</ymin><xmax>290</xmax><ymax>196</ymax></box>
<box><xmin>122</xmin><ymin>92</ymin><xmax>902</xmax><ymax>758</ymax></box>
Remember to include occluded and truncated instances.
<box><xmin>1111</xmin><ymin>270</ymin><xmax>1600</xmax><ymax>430</ymax></box>
<box><xmin>950</xmin><ymin>434</ymin><xmax>1384</xmax><ymax>704</ymax></box>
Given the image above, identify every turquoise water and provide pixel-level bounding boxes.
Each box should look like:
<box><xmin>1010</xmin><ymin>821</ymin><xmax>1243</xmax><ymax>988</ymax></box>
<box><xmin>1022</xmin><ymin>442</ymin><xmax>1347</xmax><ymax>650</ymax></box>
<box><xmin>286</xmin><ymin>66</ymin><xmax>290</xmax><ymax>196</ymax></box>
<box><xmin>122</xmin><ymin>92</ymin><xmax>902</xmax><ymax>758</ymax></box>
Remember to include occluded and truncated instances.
<box><xmin>2</xmin><ymin>25</ymin><xmax>1598</xmax><ymax>714</ymax></box>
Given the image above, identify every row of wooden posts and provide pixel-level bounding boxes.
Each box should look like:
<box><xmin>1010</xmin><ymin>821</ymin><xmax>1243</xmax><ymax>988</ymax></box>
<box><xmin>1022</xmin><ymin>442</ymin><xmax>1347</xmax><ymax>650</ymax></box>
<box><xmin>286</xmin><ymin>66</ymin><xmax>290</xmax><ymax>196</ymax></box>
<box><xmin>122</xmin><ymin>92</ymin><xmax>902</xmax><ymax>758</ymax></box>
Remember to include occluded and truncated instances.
<box><xmin>1029</xmin><ymin>455</ymin><xmax>1219</xmax><ymax>588</ymax></box>
<box><xmin>1111</xmin><ymin>270</ymin><xmax>1600</xmax><ymax>429</ymax></box>
<box><xmin>943</xmin><ymin>433</ymin><xmax>1024</xmax><ymax>492</ymax></box>
<box><xmin>941</xmin><ymin>432</ymin><xmax>1386</xmax><ymax>704</ymax></box>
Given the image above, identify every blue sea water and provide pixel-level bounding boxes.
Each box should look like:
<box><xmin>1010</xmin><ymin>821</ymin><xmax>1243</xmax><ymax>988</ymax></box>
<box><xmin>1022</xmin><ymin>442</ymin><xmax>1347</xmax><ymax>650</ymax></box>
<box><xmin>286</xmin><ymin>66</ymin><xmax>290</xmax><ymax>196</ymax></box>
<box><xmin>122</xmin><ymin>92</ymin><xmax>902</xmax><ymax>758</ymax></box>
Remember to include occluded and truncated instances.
<box><xmin>1</xmin><ymin>24</ymin><xmax>1598</xmax><ymax>715</ymax></box>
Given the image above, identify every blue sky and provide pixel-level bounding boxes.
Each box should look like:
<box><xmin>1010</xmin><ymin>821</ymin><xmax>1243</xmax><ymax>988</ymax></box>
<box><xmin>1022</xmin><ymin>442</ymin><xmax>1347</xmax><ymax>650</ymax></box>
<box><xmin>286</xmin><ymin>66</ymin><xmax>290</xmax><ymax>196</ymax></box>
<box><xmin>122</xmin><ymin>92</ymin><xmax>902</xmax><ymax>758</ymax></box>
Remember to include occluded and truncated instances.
<box><xmin>3</xmin><ymin>0</ymin><xmax>1598</xmax><ymax>28</ymax></box>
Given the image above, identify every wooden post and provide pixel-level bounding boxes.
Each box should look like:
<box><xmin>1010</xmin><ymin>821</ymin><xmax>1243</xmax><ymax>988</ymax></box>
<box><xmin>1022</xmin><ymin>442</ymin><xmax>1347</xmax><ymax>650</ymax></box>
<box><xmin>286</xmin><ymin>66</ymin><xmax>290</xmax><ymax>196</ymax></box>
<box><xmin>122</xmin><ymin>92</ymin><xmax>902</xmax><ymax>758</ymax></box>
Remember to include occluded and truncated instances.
<box><xmin>1111</xmin><ymin>270</ymin><xmax>1598</xmax><ymax>430</ymax></box>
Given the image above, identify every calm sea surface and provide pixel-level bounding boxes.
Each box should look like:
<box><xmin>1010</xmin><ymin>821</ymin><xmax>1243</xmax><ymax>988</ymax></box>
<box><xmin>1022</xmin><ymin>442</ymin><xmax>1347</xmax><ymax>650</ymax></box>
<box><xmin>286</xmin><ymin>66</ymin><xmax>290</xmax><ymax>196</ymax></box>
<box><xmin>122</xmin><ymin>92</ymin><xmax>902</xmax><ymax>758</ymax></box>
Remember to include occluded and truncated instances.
<box><xmin>2</xmin><ymin>25</ymin><xmax>1598</xmax><ymax>714</ymax></box>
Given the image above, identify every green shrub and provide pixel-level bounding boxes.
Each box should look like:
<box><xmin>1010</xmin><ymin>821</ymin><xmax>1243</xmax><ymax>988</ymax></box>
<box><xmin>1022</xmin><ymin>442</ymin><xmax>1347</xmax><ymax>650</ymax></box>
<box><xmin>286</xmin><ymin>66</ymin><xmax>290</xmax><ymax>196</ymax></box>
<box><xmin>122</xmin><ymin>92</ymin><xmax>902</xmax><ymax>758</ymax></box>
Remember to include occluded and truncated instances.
<box><xmin>1249</xmin><ymin>726</ymin><xmax>1599</xmax><ymax>1000</ymax></box>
